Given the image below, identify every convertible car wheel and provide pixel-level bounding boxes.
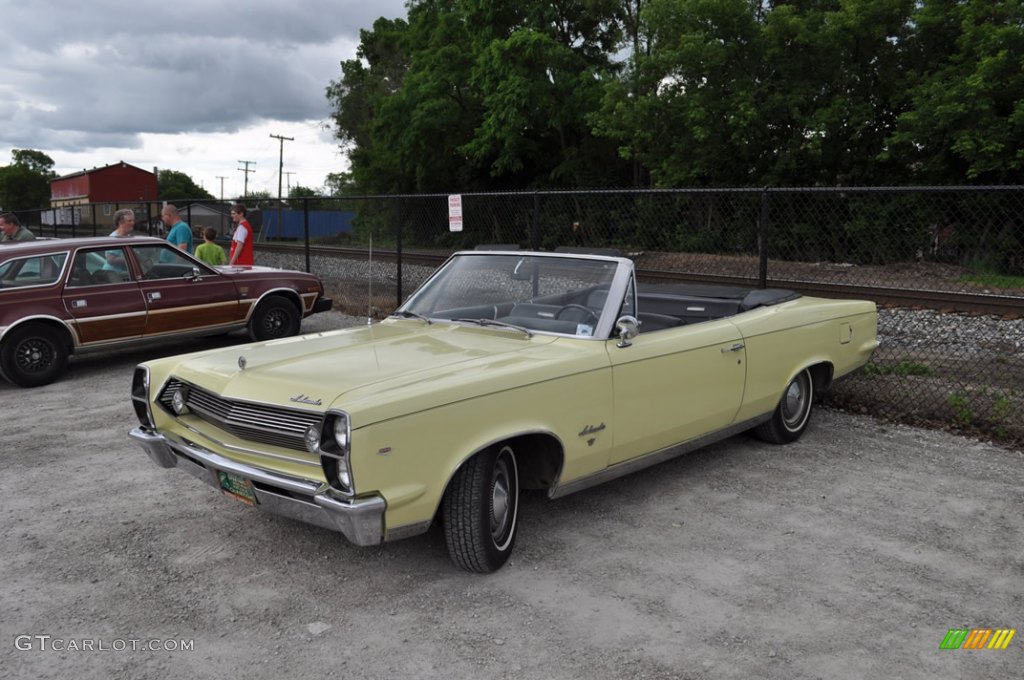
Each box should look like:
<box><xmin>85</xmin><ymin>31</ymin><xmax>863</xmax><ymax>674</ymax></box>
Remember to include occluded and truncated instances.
<box><xmin>0</xmin><ymin>323</ymin><xmax>69</xmax><ymax>388</ymax></box>
<box><xmin>443</xmin><ymin>444</ymin><xmax>520</xmax><ymax>573</ymax></box>
<box><xmin>754</xmin><ymin>368</ymin><xmax>814</xmax><ymax>444</ymax></box>
<box><xmin>249</xmin><ymin>297</ymin><xmax>301</xmax><ymax>341</ymax></box>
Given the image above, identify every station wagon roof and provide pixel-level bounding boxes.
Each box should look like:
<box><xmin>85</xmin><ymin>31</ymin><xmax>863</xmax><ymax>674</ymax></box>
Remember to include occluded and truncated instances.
<box><xmin>0</xmin><ymin>236</ymin><xmax>168</xmax><ymax>256</ymax></box>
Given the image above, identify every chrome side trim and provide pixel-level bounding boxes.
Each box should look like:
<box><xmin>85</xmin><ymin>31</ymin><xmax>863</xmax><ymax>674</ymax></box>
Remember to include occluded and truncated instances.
<box><xmin>73</xmin><ymin>321</ymin><xmax>249</xmax><ymax>351</ymax></box>
<box><xmin>549</xmin><ymin>413</ymin><xmax>772</xmax><ymax>499</ymax></box>
<box><xmin>144</xmin><ymin>301</ymin><xmax>241</xmax><ymax>317</ymax></box>
<box><xmin>128</xmin><ymin>427</ymin><xmax>386</xmax><ymax>546</ymax></box>
<box><xmin>69</xmin><ymin>310</ymin><xmax>148</xmax><ymax>323</ymax></box>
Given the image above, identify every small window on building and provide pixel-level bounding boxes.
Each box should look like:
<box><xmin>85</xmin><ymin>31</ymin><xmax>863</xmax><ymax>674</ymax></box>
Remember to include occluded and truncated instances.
<box><xmin>103</xmin><ymin>204</ymin><xmax>113</xmax><ymax>216</ymax></box>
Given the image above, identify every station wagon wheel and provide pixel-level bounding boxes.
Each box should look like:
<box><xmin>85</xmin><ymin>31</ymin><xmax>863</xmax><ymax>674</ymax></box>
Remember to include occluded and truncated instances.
<box><xmin>442</xmin><ymin>444</ymin><xmax>520</xmax><ymax>573</ymax></box>
<box><xmin>249</xmin><ymin>297</ymin><xmax>301</xmax><ymax>341</ymax></box>
<box><xmin>0</xmin><ymin>323</ymin><xmax>69</xmax><ymax>388</ymax></box>
<box><xmin>754</xmin><ymin>368</ymin><xmax>814</xmax><ymax>444</ymax></box>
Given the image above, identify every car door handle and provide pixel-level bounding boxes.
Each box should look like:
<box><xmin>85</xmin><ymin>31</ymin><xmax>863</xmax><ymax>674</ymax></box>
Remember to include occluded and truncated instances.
<box><xmin>721</xmin><ymin>343</ymin><xmax>745</xmax><ymax>353</ymax></box>
<box><xmin>147</xmin><ymin>291</ymin><xmax>162</xmax><ymax>301</ymax></box>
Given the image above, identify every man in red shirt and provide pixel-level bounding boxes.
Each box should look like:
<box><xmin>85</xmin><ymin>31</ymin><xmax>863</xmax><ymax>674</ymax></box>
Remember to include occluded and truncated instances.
<box><xmin>229</xmin><ymin>204</ymin><xmax>254</xmax><ymax>266</ymax></box>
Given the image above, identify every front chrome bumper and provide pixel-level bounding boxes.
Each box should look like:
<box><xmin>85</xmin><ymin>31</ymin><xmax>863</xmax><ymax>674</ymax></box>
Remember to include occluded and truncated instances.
<box><xmin>128</xmin><ymin>427</ymin><xmax>384</xmax><ymax>546</ymax></box>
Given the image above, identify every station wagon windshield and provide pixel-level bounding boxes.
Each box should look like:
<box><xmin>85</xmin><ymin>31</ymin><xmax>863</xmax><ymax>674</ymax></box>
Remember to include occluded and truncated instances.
<box><xmin>399</xmin><ymin>253</ymin><xmax>626</xmax><ymax>338</ymax></box>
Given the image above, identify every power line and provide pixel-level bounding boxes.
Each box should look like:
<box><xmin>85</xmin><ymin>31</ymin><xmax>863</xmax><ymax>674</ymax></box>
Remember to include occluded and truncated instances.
<box><xmin>237</xmin><ymin>160</ymin><xmax>256</xmax><ymax>198</ymax></box>
<box><xmin>269</xmin><ymin>134</ymin><xmax>294</xmax><ymax>201</ymax></box>
<box><xmin>269</xmin><ymin>134</ymin><xmax>294</xmax><ymax>239</ymax></box>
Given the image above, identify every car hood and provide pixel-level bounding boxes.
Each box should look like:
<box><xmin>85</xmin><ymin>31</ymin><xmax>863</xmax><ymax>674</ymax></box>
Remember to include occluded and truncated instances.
<box><xmin>166</xmin><ymin>319</ymin><xmax>604</xmax><ymax>426</ymax></box>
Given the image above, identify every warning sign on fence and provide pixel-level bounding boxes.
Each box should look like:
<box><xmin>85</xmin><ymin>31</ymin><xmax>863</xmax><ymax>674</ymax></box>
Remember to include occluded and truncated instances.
<box><xmin>448</xmin><ymin>194</ymin><xmax>463</xmax><ymax>232</ymax></box>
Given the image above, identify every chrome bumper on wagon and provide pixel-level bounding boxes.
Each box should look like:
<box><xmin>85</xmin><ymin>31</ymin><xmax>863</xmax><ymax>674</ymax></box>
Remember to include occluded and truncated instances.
<box><xmin>128</xmin><ymin>427</ymin><xmax>384</xmax><ymax>547</ymax></box>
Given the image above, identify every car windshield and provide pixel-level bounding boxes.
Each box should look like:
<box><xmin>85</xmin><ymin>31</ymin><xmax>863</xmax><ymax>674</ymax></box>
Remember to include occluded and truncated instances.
<box><xmin>398</xmin><ymin>253</ymin><xmax>626</xmax><ymax>338</ymax></box>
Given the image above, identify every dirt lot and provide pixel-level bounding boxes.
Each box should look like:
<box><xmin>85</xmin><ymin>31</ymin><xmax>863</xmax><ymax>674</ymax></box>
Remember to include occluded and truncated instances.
<box><xmin>1</xmin><ymin>310</ymin><xmax>1021</xmax><ymax>679</ymax></box>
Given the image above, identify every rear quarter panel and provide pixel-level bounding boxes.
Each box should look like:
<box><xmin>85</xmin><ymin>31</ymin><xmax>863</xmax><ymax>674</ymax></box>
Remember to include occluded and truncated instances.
<box><xmin>732</xmin><ymin>297</ymin><xmax>877</xmax><ymax>422</ymax></box>
<box><xmin>221</xmin><ymin>269</ymin><xmax>325</xmax><ymax>316</ymax></box>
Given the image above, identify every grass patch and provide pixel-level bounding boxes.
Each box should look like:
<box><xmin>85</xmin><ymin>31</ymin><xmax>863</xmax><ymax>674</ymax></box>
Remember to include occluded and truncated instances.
<box><xmin>958</xmin><ymin>273</ymin><xmax>1024</xmax><ymax>289</ymax></box>
<box><xmin>862</xmin><ymin>361</ymin><xmax>935</xmax><ymax>378</ymax></box>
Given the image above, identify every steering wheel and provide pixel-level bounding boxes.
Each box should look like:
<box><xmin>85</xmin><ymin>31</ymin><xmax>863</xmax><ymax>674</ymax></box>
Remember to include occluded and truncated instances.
<box><xmin>554</xmin><ymin>304</ymin><xmax>599</xmax><ymax>325</ymax></box>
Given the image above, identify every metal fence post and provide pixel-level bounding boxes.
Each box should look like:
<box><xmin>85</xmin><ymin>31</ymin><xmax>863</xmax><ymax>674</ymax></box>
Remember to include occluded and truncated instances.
<box><xmin>303</xmin><ymin>198</ymin><xmax>310</xmax><ymax>273</ymax></box>
<box><xmin>396</xmin><ymin>199</ymin><xmax>404</xmax><ymax>308</ymax></box>
<box><xmin>531</xmin><ymin>192</ymin><xmax>540</xmax><ymax>250</ymax></box>
<box><xmin>758</xmin><ymin>187</ymin><xmax>770</xmax><ymax>289</ymax></box>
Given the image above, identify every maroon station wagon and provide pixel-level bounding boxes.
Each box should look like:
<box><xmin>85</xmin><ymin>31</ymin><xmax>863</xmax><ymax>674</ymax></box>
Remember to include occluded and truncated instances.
<box><xmin>0</xmin><ymin>236</ymin><xmax>332</xmax><ymax>387</ymax></box>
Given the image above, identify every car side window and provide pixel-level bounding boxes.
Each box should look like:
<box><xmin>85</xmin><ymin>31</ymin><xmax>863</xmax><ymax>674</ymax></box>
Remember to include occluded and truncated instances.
<box><xmin>131</xmin><ymin>244</ymin><xmax>213</xmax><ymax>280</ymax></box>
<box><xmin>0</xmin><ymin>253</ymin><xmax>69</xmax><ymax>288</ymax></box>
<box><xmin>69</xmin><ymin>249</ymin><xmax>129</xmax><ymax>286</ymax></box>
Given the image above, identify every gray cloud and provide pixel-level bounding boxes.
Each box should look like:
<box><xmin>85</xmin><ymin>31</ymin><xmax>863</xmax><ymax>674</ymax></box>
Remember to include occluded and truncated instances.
<box><xmin>0</xmin><ymin>0</ymin><xmax>407</xmax><ymax>153</ymax></box>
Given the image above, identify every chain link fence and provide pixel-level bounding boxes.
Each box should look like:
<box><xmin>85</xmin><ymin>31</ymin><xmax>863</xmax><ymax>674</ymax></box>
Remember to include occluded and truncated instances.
<box><xmin>17</xmin><ymin>187</ymin><xmax>1024</xmax><ymax>446</ymax></box>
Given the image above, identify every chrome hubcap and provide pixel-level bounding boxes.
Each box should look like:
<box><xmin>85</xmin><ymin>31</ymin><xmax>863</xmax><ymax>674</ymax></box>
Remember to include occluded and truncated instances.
<box><xmin>489</xmin><ymin>447</ymin><xmax>518</xmax><ymax>548</ymax></box>
<box><xmin>782</xmin><ymin>372</ymin><xmax>810</xmax><ymax>429</ymax></box>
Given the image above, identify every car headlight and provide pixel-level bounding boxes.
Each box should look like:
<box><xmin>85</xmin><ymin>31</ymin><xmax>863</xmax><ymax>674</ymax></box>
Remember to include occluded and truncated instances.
<box><xmin>303</xmin><ymin>425</ymin><xmax>321</xmax><ymax>453</ymax></box>
<box><xmin>332</xmin><ymin>412</ymin><xmax>349</xmax><ymax>450</ymax></box>
<box><xmin>311</xmin><ymin>410</ymin><xmax>353</xmax><ymax>494</ymax></box>
<box><xmin>131</xmin><ymin>366</ymin><xmax>156</xmax><ymax>429</ymax></box>
<box><xmin>171</xmin><ymin>386</ymin><xmax>190</xmax><ymax>415</ymax></box>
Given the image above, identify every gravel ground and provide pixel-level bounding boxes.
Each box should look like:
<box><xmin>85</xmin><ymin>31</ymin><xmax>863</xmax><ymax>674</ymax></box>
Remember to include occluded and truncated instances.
<box><xmin>2</xmin><ymin>310</ymin><xmax>1023</xmax><ymax>679</ymax></box>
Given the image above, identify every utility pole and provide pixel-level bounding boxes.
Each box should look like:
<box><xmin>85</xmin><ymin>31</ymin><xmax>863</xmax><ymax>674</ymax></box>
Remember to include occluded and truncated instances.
<box><xmin>269</xmin><ymin>134</ymin><xmax>293</xmax><ymax>239</ymax></box>
<box><xmin>284</xmin><ymin>171</ymin><xmax>296</xmax><ymax>194</ymax></box>
<box><xmin>237</xmin><ymin>160</ymin><xmax>256</xmax><ymax>198</ymax></box>
<box><xmin>216</xmin><ymin>176</ymin><xmax>227</xmax><ymax>202</ymax></box>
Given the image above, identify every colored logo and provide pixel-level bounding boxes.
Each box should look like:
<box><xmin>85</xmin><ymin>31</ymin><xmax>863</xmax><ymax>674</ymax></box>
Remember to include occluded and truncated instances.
<box><xmin>940</xmin><ymin>628</ymin><xmax>1016</xmax><ymax>650</ymax></box>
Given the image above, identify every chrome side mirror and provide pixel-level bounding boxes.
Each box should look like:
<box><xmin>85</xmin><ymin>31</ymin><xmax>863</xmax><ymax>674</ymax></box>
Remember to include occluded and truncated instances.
<box><xmin>615</xmin><ymin>315</ymin><xmax>640</xmax><ymax>348</ymax></box>
<box><xmin>184</xmin><ymin>266</ymin><xmax>202</xmax><ymax>282</ymax></box>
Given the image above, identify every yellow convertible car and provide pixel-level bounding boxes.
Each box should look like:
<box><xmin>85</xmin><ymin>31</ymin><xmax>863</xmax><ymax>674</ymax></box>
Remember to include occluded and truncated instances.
<box><xmin>130</xmin><ymin>250</ymin><xmax>877</xmax><ymax>572</ymax></box>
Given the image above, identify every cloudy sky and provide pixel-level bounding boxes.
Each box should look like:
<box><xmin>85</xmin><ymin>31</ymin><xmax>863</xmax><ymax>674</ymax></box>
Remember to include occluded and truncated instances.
<box><xmin>0</xmin><ymin>0</ymin><xmax>409</xmax><ymax>198</ymax></box>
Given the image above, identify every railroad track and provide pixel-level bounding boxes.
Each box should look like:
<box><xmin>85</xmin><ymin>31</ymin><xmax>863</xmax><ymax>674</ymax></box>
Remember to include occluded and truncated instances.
<box><xmin>257</xmin><ymin>242</ymin><xmax>1024</xmax><ymax>317</ymax></box>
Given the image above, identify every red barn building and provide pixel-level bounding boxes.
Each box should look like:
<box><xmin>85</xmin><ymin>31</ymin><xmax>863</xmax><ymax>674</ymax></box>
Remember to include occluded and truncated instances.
<box><xmin>50</xmin><ymin>161</ymin><xmax>157</xmax><ymax>208</ymax></box>
<box><xmin>48</xmin><ymin>161</ymin><xmax>159</xmax><ymax>230</ymax></box>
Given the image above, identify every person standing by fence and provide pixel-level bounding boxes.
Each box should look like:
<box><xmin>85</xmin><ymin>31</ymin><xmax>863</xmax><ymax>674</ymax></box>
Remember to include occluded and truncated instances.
<box><xmin>162</xmin><ymin>204</ymin><xmax>193</xmax><ymax>253</ymax></box>
<box><xmin>228</xmin><ymin>204</ymin><xmax>254</xmax><ymax>266</ymax></box>
<box><xmin>195</xmin><ymin>227</ymin><xmax>227</xmax><ymax>266</ymax></box>
<box><xmin>0</xmin><ymin>213</ymin><xmax>36</xmax><ymax>241</ymax></box>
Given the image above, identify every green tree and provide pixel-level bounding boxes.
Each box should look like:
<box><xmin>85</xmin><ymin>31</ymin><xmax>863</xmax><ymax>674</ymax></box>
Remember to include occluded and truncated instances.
<box><xmin>758</xmin><ymin>0</ymin><xmax>914</xmax><ymax>186</ymax></box>
<box><xmin>329</xmin><ymin>0</ymin><xmax>1022</xmax><ymax>191</ymax></box>
<box><xmin>287</xmin><ymin>184</ymin><xmax>334</xmax><ymax>210</ymax></box>
<box><xmin>886</xmin><ymin>0</ymin><xmax>1024</xmax><ymax>183</ymax></box>
<box><xmin>326</xmin><ymin>0</ymin><xmax>631</xmax><ymax>193</ymax></box>
<box><xmin>158</xmin><ymin>169</ymin><xmax>214</xmax><ymax>201</ymax></box>
<box><xmin>0</xmin><ymin>149</ymin><xmax>55</xmax><ymax>210</ymax></box>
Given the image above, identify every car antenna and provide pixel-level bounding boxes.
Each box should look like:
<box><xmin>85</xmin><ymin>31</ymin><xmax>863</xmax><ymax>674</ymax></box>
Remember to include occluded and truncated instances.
<box><xmin>367</xmin><ymin>231</ymin><xmax>373</xmax><ymax>325</ymax></box>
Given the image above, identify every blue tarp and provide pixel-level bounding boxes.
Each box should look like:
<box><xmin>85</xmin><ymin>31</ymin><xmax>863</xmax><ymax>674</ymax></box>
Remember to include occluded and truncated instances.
<box><xmin>259</xmin><ymin>210</ymin><xmax>355</xmax><ymax>239</ymax></box>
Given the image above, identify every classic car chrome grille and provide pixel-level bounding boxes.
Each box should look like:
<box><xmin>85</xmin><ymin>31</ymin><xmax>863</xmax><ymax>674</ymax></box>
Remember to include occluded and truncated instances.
<box><xmin>159</xmin><ymin>378</ymin><xmax>322</xmax><ymax>452</ymax></box>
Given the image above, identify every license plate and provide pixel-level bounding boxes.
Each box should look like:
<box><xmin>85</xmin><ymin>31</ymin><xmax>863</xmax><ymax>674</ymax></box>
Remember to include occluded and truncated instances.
<box><xmin>217</xmin><ymin>471</ymin><xmax>257</xmax><ymax>506</ymax></box>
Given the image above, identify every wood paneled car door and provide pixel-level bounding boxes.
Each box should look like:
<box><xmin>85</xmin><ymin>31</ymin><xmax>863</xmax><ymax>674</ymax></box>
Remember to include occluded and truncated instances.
<box><xmin>128</xmin><ymin>244</ymin><xmax>243</xmax><ymax>337</ymax></box>
<box><xmin>606</xmin><ymin>318</ymin><xmax>747</xmax><ymax>465</ymax></box>
<box><xmin>63</xmin><ymin>247</ymin><xmax>147</xmax><ymax>344</ymax></box>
